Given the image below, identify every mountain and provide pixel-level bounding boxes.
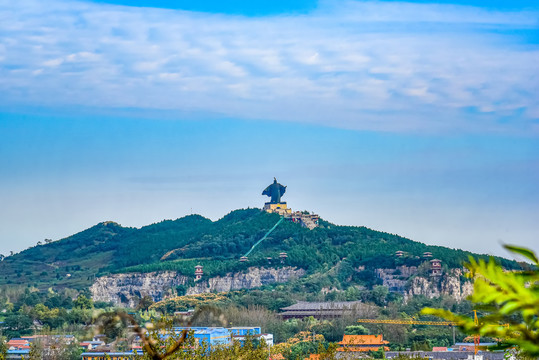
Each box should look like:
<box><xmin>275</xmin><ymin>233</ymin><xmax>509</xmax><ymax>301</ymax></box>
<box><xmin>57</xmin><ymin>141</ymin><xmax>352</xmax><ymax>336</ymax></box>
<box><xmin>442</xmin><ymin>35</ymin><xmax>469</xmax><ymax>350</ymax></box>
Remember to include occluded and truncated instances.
<box><xmin>0</xmin><ymin>208</ymin><xmax>520</xmax><ymax>292</ymax></box>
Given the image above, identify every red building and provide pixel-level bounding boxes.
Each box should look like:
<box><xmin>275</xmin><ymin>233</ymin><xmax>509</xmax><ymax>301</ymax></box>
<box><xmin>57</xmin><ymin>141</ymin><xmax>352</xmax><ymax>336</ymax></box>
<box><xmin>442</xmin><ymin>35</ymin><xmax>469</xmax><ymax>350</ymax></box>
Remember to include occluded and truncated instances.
<box><xmin>194</xmin><ymin>265</ymin><xmax>203</xmax><ymax>281</ymax></box>
<box><xmin>337</xmin><ymin>334</ymin><xmax>390</xmax><ymax>353</ymax></box>
<box><xmin>430</xmin><ymin>259</ymin><xmax>442</xmax><ymax>277</ymax></box>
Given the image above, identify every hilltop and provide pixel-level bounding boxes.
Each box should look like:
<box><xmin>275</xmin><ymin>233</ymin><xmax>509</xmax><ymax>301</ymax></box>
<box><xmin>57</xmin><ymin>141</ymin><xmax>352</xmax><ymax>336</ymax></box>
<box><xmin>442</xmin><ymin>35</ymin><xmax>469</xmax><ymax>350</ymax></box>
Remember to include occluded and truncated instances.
<box><xmin>0</xmin><ymin>208</ymin><xmax>519</xmax><ymax>293</ymax></box>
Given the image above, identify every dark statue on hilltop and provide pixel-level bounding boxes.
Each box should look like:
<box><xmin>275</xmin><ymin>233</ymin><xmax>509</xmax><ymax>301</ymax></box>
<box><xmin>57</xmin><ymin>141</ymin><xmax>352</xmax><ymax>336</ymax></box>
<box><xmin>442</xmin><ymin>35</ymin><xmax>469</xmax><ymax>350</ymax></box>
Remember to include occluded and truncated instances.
<box><xmin>262</xmin><ymin>178</ymin><xmax>287</xmax><ymax>204</ymax></box>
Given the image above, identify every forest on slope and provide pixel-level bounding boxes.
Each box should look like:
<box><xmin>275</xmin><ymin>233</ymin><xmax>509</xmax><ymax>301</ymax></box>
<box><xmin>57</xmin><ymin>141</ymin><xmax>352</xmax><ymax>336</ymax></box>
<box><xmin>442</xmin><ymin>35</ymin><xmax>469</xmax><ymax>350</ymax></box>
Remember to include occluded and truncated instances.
<box><xmin>0</xmin><ymin>208</ymin><xmax>520</xmax><ymax>290</ymax></box>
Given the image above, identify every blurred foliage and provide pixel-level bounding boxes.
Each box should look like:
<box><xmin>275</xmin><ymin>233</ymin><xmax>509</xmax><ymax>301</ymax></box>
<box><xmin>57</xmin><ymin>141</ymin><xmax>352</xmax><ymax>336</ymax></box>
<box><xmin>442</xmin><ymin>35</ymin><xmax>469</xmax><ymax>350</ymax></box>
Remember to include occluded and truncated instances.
<box><xmin>0</xmin><ymin>336</ymin><xmax>7</xmax><ymax>360</ymax></box>
<box><xmin>423</xmin><ymin>245</ymin><xmax>539</xmax><ymax>357</ymax></box>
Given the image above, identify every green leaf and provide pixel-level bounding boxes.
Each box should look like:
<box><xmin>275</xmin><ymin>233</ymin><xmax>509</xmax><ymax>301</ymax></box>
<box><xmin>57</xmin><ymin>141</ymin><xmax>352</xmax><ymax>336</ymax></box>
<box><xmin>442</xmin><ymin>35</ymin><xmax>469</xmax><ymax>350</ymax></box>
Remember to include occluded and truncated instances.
<box><xmin>503</xmin><ymin>245</ymin><xmax>539</xmax><ymax>265</ymax></box>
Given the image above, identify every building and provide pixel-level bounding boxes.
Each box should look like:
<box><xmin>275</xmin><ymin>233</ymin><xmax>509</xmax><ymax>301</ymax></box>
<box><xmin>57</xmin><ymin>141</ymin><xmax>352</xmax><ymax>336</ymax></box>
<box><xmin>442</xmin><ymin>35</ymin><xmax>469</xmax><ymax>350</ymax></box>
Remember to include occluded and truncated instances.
<box><xmin>229</xmin><ymin>327</ymin><xmax>273</xmax><ymax>346</ymax></box>
<box><xmin>92</xmin><ymin>335</ymin><xmax>107</xmax><ymax>343</ymax></box>
<box><xmin>7</xmin><ymin>338</ymin><xmax>30</xmax><ymax>350</ymax></box>
<box><xmin>433</xmin><ymin>347</ymin><xmax>448</xmax><ymax>352</ymax></box>
<box><xmin>337</xmin><ymin>334</ymin><xmax>389</xmax><ymax>353</ymax></box>
<box><xmin>395</xmin><ymin>250</ymin><xmax>404</xmax><ymax>257</ymax></box>
<box><xmin>194</xmin><ymin>265</ymin><xmax>203</xmax><ymax>281</ymax></box>
<box><xmin>80</xmin><ymin>341</ymin><xmax>105</xmax><ymax>350</ymax></box>
<box><xmin>263</xmin><ymin>202</ymin><xmax>292</xmax><ymax>216</ymax></box>
<box><xmin>173</xmin><ymin>326</ymin><xmax>233</xmax><ymax>351</ymax></box>
<box><xmin>7</xmin><ymin>336</ymin><xmax>76</xmax><ymax>359</ymax></box>
<box><xmin>288</xmin><ymin>211</ymin><xmax>320</xmax><ymax>229</ymax></box>
<box><xmin>279</xmin><ymin>301</ymin><xmax>363</xmax><ymax>319</ymax></box>
<box><xmin>454</xmin><ymin>343</ymin><xmax>497</xmax><ymax>352</ymax></box>
<box><xmin>80</xmin><ymin>326</ymin><xmax>271</xmax><ymax>357</ymax></box>
<box><xmin>228</xmin><ymin>327</ymin><xmax>261</xmax><ymax>336</ymax></box>
<box><xmin>386</xmin><ymin>350</ymin><xmax>506</xmax><ymax>360</ymax></box>
<box><xmin>430</xmin><ymin>259</ymin><xmax>442</xmax><ymax>277</ymax></box>
<box><xmin>6</xmin><ymin>349</ymin><xmax>30</xmax><ymax>359</ymax></box>
<box><xmin>170</xmin><ymin>326</ymin><xmax>274</xmax><ymax>351</ymax></box>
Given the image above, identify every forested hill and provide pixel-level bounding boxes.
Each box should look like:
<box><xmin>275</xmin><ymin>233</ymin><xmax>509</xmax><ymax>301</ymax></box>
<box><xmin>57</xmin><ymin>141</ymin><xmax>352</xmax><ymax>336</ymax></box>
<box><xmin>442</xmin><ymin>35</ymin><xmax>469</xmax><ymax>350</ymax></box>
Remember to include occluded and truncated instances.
<box><xmin>0</xmin><ymin>208</ymin><xmax>520</xmax><ymax>290</ymax></box>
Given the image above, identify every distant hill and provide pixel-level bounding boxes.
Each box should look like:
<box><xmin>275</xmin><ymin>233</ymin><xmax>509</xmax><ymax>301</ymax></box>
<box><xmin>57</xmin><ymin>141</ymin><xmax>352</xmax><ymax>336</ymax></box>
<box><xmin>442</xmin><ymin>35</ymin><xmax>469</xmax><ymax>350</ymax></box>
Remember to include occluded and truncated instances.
<box><xmin>0</xmin><ymin>208</ymin><xmax>520</xmax><ymax>291</ymax></box>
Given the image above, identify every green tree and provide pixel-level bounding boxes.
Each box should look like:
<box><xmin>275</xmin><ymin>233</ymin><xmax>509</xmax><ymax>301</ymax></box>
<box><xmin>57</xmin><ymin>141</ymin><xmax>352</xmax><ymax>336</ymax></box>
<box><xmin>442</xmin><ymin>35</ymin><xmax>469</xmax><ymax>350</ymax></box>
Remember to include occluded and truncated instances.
<box><xmin>372</xmin><ymin>285</ymin><xmax>389</xmax><ymax>306</ymax></box>
<box><xmin>0</xmin><ymin>336</ymin><xmax>7</xmax><ymax>360</ymax></box>
<box><xmin>423</xmin><ymin>245</ymin><xmax>539</xmax><ymax>357</ymax></box>
<box><xmin>3</xmin><ymin>313</ymin><xmax>33</xmax><ymax>338</ymax></box>
<box><xmin>344</xmin><ymin>325</ymin><xmax>369</xmax><ymax>335</ymax></box>
<box><xmin>369</xmin><ymin>347</ymin><xmax>386</xmax><ymax>359</ymax></box>
<box><xmin>73</xmin><ymin>294</ymin><xmax>93</xmax><ymax>309</ymax></box>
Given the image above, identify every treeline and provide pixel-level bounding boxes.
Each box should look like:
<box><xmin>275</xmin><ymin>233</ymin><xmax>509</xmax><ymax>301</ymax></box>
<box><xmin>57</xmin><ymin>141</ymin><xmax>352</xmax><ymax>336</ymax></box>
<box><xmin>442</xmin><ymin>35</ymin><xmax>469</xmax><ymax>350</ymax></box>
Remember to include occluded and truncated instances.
<box><xmin>0</xmin><ymin>287</ymin><xmax>114</xmax><ymax>339</ymax></box>
<box><xmin>0</xmin><ymin>208</ymin><xmax>521</xmax><ymax>290</ymax></box>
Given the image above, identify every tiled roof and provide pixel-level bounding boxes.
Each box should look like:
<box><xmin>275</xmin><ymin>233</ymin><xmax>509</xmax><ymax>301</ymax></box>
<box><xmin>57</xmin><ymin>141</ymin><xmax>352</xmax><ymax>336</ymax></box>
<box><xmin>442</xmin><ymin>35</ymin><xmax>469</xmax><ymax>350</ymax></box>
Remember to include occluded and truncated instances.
<box><xmin>337</xmin><ymin>346</ymin><xmax>390</xmax><ymax>352</ymax></box>
<box><xmin>8</xmin><ymin>340</ymin><xmax>29</xmax><ymax>345</ymax></box>
<box><xmin>279</xmin><ymin>310</ymin><xmax>358</xmax><ymax>317</ymax></box>
<box><xmin>280</xmin><ymin>301</ymin><xmax>362</xmax><ymax>311</ymax></box>
<box><xmin>338</xmin><ymin>335</ymin><xmax>389</xmax><ymax>346</ymax></box>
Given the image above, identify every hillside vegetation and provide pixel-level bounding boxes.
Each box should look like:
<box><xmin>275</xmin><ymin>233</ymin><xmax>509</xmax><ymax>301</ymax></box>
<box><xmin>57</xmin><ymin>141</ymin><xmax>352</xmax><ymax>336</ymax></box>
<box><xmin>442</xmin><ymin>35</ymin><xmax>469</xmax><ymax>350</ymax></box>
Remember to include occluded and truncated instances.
<box><xmin>0</xmin><ymin>208</ymin><xmax>519</xmax><ymax>290</ymax></box>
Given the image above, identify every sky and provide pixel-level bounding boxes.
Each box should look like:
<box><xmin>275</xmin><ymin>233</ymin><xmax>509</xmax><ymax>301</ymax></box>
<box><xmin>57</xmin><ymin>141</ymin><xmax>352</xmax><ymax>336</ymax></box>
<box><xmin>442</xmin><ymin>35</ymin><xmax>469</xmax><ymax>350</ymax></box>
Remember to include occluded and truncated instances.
<box><xmin>0</xmin><ymin>0</ymin><xmax>538</xmax><ymax>259</ymax></box>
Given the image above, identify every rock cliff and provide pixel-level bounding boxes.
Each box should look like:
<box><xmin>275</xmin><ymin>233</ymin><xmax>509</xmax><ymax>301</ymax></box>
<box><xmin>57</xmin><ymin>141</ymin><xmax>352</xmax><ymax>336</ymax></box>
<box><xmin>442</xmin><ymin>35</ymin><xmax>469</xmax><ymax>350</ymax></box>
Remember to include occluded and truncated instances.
<box><xmin>405</xmin><ymin>269</ymin><xmax>472</xmax><ymax>301</ymax></box>
<box><xmin>187</xmin><ymin>266</ymin><xmax>305</xmax><ymax>295</ymax></box>
<box><xmin>91</xmin><ymin>267</ymin><xmax>305</xmax><ymax>307</ymax></box>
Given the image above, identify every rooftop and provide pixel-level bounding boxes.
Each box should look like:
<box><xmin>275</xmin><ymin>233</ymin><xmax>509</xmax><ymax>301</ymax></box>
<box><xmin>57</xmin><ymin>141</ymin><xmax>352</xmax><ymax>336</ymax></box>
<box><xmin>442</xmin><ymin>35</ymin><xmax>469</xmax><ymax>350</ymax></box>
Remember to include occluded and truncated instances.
<box><xmin>338</xmin><ymin>335</ymin><xmax>389</xmax><ymax>346</ymax></box>
<box><xmin>281</xmin><ymin>301</ymin><xmax>362</xmax><ymax>311</ymax></box>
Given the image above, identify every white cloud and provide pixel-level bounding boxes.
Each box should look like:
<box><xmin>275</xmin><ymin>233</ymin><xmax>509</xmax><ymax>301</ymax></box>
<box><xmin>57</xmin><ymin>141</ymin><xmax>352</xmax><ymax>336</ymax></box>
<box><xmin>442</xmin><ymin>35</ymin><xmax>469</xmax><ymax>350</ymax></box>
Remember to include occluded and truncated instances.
<box><xmin>43</xmin><ymin>58</ymin><xmax>64</xmax><ymax>67</ymax></box>
<box><xmin>0</xmin><ymin>0</ymin><xmax>538</xmax><ymax>133</ymax></box>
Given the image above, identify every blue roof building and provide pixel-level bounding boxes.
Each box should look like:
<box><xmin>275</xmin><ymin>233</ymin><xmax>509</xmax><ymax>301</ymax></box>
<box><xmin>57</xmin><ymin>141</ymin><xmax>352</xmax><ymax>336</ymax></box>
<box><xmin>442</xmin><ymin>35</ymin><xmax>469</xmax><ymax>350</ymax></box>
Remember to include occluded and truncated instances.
<box><xmin>228</xmin><ymin>327</ymin><xmax>261</xmax><ymax>336</ymax></box>
<box><xmin>173</xmin><ymin>327</ymin><xmax>232</xmax><ymax>351</ymax></box>
<box><xmin>7</xmin><ymin>349</ymin><xmax>30</xmax><ymax>360</ymax></box>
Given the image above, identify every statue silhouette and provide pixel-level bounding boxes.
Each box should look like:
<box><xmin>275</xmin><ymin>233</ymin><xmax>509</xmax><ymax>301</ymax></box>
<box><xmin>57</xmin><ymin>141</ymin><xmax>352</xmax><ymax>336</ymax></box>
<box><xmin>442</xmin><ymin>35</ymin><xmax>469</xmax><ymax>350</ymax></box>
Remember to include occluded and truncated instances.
<box><xmin>262</xmin><ymin>178</ymin><xmax>287</xmax><ymax>204</ymax></box>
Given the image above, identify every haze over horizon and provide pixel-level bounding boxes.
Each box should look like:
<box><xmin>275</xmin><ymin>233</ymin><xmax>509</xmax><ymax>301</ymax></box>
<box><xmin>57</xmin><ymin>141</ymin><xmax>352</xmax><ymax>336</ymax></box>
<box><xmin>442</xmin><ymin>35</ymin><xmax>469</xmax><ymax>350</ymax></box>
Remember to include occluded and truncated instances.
<box><xmin>1</xmin><ymin>0</ymin><xmax>538</xmax><ymax>259</ymax></box>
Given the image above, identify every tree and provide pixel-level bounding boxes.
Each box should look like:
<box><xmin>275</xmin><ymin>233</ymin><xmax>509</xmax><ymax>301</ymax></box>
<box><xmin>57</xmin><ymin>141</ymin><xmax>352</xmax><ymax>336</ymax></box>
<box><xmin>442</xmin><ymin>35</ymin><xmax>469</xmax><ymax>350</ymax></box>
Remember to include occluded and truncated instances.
<box><xmin>423</xmin><ymin>245</ymin><xmax>539</xmax><ymax>357</ymax></box>
<box><xmin>372</xmin><ymin>285</ymin><xmax>389</xmax><ymax>306</ymax></box>
<box><xmin>3</xmin><ymin>313</ymin><xmax>33</xmax><ymax>338</ymax></box>
<box><xmin>28</xmin><ymin>340</ymin><xmax>44</xmax><ymax>360</ymax></box>
<box><xmin>369</xmin><ymin>347</ymin><xmax>385</xmax><ymax>359</ymax></box>
<box><xmin>137</xmin><ymin>295</ymin><xmax>154</xmax><ymax>311</ymax></box>
<box><xmin>344</xmin><ymin>325</ymin><xmax>369</xmax><ymax>335</ymax></box>
<box><xmin>0</xmin><ymin>336</ymin><xmax>7</xmax><ymax>360</ymax></box>
<box><xmin>73</xmin><ymin>294</ymin><xmax>93</xmax><ymax>309</ymax></box>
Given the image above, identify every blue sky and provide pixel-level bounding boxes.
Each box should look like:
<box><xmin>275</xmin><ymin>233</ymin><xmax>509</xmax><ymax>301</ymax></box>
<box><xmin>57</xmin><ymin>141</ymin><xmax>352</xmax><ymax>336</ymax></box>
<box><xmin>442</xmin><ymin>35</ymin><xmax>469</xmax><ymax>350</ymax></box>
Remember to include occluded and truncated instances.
<box><xmin>0</xmin><ymin>0</ymin><xmax>538</xmax><ymax>258</ymax></box>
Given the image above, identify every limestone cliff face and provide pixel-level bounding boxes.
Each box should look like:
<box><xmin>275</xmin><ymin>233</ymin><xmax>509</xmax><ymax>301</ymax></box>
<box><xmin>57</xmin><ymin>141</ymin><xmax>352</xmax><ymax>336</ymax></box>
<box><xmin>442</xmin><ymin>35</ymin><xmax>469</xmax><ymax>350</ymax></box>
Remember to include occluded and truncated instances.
<box><xmin>91</xmin><ymin>271</ymin><xmax>189</xmax><ymax>307</ymax></box>
<box><xmin>405</xmin><ymin>269</ymin><xmax>472</xmax><ymax>301</ymax></box>
<box><xmin>91</xmin><ymin>267</ymin><xmax>305</xmax><ymax>307</ymax></box>
<box><xmin>187</xmin><ymin>267</ymin><xmax>305</xmax><ymax>295</ymax></box>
